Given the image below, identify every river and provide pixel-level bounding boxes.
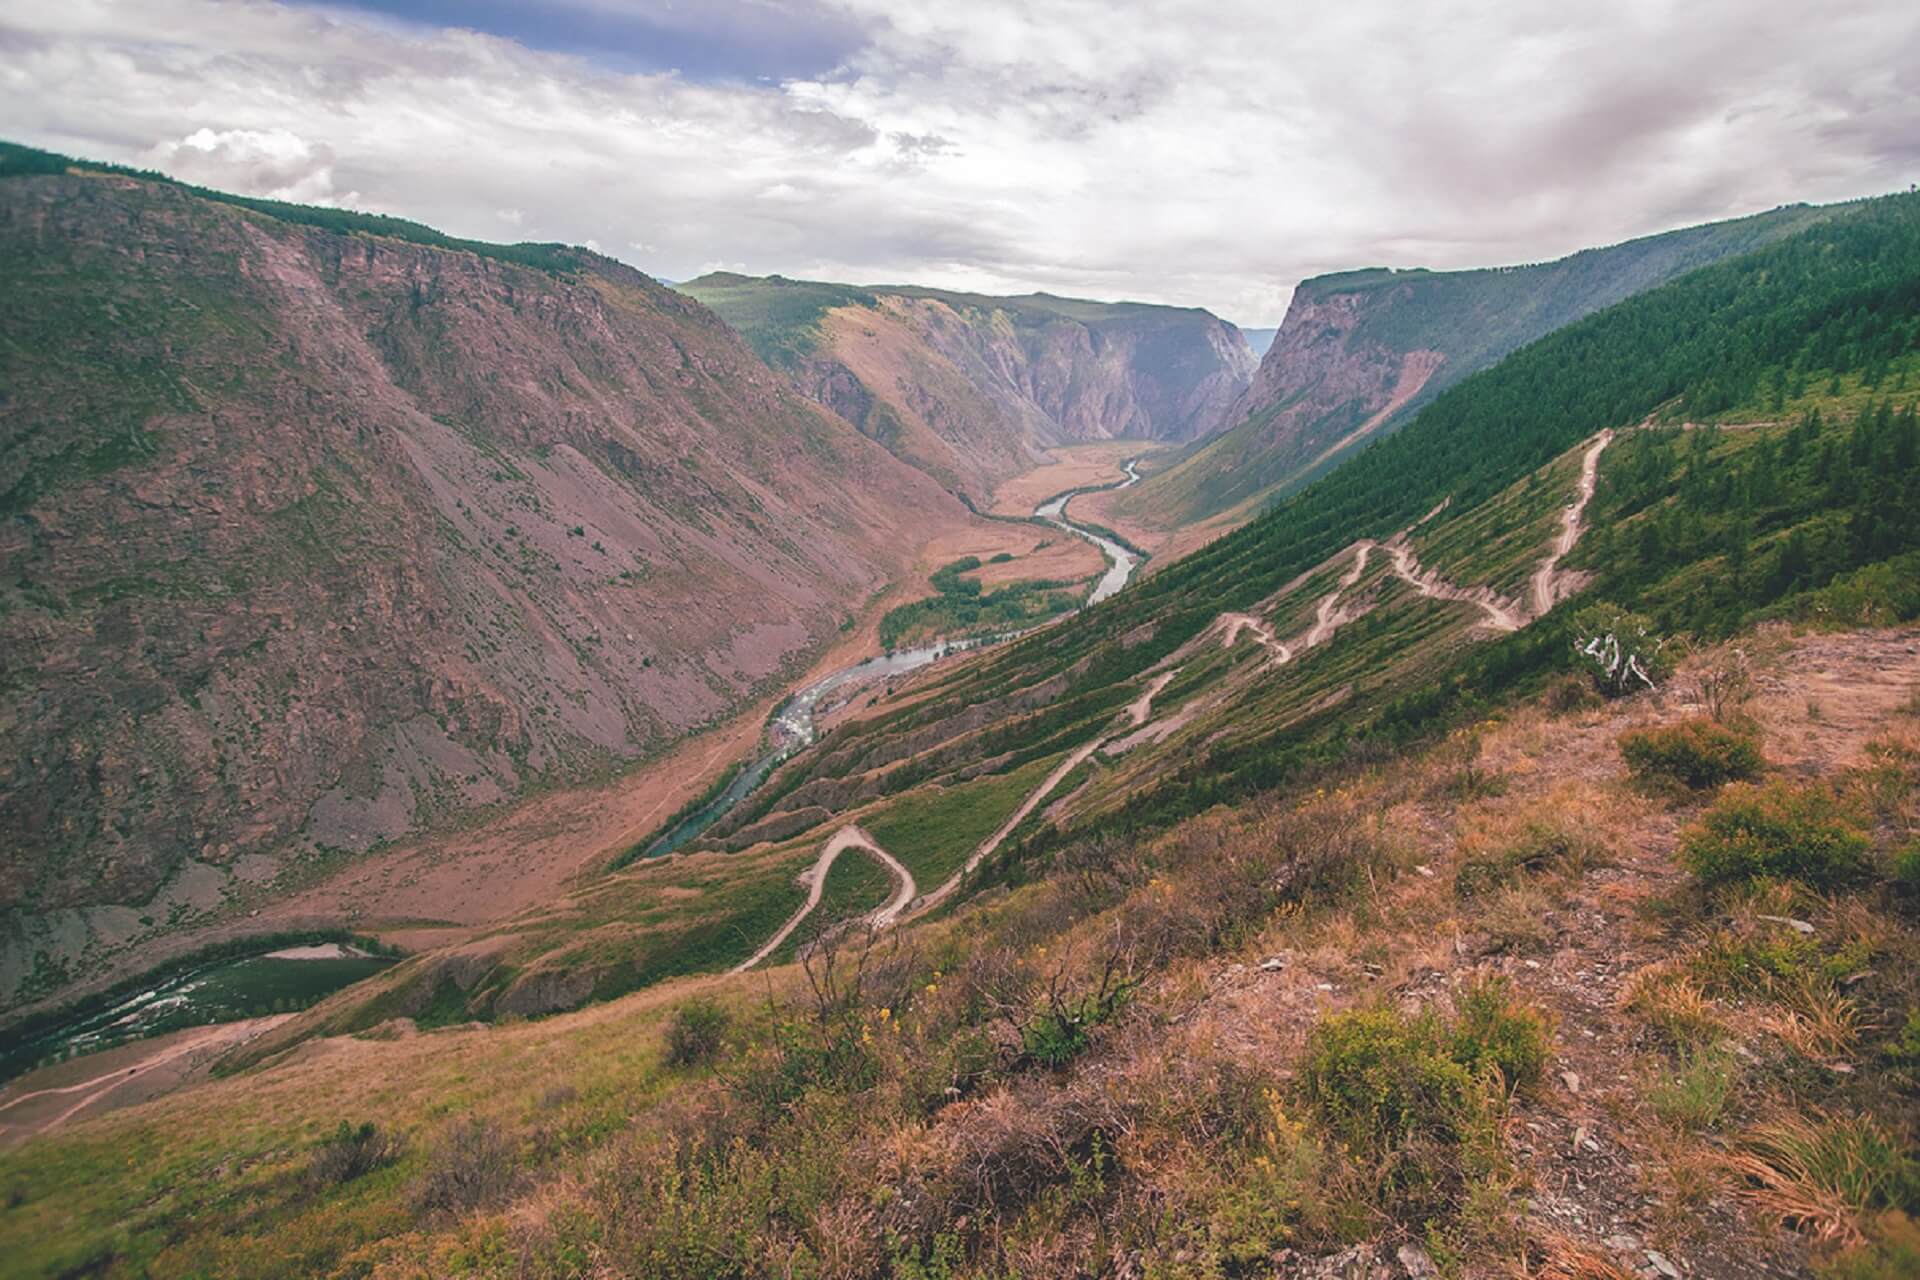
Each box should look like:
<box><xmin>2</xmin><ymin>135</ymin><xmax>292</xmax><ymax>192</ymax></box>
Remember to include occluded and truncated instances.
<box><xmin>634</xmin><ymin>455</ymin><xmax>1146</xmax><ymax>859</ymax></box>
<box><xmin>7</xmin><ymin>458</ymin><xmax>1149</xmax><ymax>1073</ymax></box>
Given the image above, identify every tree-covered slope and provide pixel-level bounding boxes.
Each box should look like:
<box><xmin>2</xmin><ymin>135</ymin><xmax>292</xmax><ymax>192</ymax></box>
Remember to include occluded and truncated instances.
<box><xmin>1111</xmin><ymin>200</ymin><xmax>1844</xmax><ymax>531</ymax></box>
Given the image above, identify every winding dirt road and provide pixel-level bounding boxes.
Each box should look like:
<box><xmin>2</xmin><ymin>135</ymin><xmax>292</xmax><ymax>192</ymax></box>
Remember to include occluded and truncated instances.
<box><xmin>1385</xmin><ymin>539</ymin><xmax>1525</xmax><ymax>631</ymax></box>
<box><xmin>732</xmin><ymin>826</ymin><xmax>917</xmax><ymax>973</ymax></box>
<box><xmin>1219</xmin><ymin>613</ymin><xmax>1292</xmax><ymax>664</ymax></box>
<box><xmin>1530</xmin><ymin>428</ymin><xmax>1614</xmax><ymax>617</ymax></box>
<box><xmin>0</xmin><ymin>1016</ymin><xmax>290</xmax><ymax>1149</ymax></box>
<box><xmin>733</xmin><ymin>425</ymin><xmax>1628</xmax><ymax>970</ymax></box>
<box><xmin>1303</xmin><ymin>541</ymin><xmax>1375</xmax><ymax>648</ymax></box>
<box><xmin>738</xmin><ymin>667</ymin><xmax>1182</xmax><ymax>969</ymax></box>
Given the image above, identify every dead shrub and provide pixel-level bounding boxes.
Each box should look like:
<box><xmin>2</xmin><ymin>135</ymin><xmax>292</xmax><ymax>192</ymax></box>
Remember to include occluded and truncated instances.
<box><xmin>412</xmin><ymin>1116</ymin><xmax>519</xmax><ymax>1216</ymax></box>
<box><xmin>305</xmin><ymin>1120</ymin><xmax>405</xmax><ymax>1190</ymax></box>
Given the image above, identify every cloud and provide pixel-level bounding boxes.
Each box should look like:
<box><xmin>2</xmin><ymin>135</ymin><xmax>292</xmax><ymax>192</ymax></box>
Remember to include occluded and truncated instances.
<box><xmin>2</xmin><ymin>0</ymin><xmax>1916</xmax><ymax>323</ymax></box>
<box><xmin>143</xmin><ymin>127</ymin><xmax>351</xmax><ymax>204</ymax></box>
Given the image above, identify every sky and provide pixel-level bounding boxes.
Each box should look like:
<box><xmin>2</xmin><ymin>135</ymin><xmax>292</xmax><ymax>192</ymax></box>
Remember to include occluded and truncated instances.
<box><xmin>3</xmin><ymin>1</ymin><xmax>1917</xmax><ymax>325</ymax></box>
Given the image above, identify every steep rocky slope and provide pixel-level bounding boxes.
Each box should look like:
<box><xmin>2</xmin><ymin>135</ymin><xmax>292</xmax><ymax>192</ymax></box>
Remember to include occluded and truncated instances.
<box><xmin>1109</xmin><ymin>201</ymin><xmax>1841</xmax><ymax>532</ymax></box>
<box><xmin>0</xmin><ymin>161</ymin><xmax>965</xmax><ymax>1009</ymax></box>
<box><xmin>679</xmin><ymin>274</ymin><xmax>1257</xmax><ymax>499</ymax></box>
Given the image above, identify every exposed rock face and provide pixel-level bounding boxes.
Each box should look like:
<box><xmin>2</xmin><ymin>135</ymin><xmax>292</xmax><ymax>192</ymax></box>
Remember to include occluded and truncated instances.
<box><xmin>0</xmin><ymin>173</ymin><xmax>961</xmax><ymax>1008</ymax></box>
<box><xmin>681</xmin><ymin>275</ymin><xmax>1257</xmax><ymax>499</ymax></box>
<box><xmin>1116</xmin><ymin>202</ymin><xmax>1837</xmax><ymax>530</ymax></box>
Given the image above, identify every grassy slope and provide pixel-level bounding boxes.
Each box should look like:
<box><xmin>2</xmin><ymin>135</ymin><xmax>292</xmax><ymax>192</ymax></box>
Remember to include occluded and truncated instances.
<box><xmin>7</xmin><ymin>628</ymin><xmax>1916</xmax><ymax>1278</ymax></box>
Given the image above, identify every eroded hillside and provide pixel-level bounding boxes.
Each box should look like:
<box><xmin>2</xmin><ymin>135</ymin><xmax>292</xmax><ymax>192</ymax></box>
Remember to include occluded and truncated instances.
<box><xmin>0</xmin><ymin>164</ymin><xmax>969</xmax><ymax>1010</ymax></box>
<box><xmin>679</xmin><ymin>274</ymin><xmax>1256</xmax><ymax>498</ymax></box>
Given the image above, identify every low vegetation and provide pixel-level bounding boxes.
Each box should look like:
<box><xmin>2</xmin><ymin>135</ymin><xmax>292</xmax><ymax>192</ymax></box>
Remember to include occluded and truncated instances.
<box><xmin>1680</xmin><ymin>780</ymin><xmax>1873</xmax><ymax>888</ymax></box>
<box><xmin>1620</xmin><ymin>717</ymin><xmax>1766</xmax><ymax>790</ymax></box>
<box><xmin>878</xmin><ymin>555</ymin><xmax>1085</xmax><ymax>650</ymax></box>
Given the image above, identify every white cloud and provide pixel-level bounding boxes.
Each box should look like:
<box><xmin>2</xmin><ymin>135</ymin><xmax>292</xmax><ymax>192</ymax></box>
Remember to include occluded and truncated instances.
<box><xmin>143</xmin><ymin>126</ymin><xmax>351</xmax><ymax>204</ymax></box>
<box><xmin>2</xmin><ymin>0</ymin><xmax>1916</xmax><ymax>323</ymax></box>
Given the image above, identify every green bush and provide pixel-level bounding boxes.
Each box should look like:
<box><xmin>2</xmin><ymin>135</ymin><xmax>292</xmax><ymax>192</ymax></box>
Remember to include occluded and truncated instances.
<box><xmin>1892</xmin><ymin>842</ymin><xmax>1920</xmax><ymax>889</ymax></box>
<box><xmin>1619</xmin><ymin>718</ymin><xmax>1764</xmax><ymax>790</ymax></box>
<box><xmin>1301</xmin><ymin>1007</ymin><xmax>1479</xmax><ymax>1155</ymax></box>
<box><xmin>1449</xmin><ymin>978</ymin><xmax>1552</xmax><ymax>1094</ymax></box>
<box><xmin>664</xmin><ymin>997</ymin><xmax>731</xmax><ymax>1068</ymax></box>
<box><xmin>1679</xmin><ymin>781</ymin><xmax>1872</xmax><ymax>888</ymax></box>
<box><xmin>1299</xmin><ymin>993</ymin><xmax>1545</xmax><ymax>1234</ymax></box>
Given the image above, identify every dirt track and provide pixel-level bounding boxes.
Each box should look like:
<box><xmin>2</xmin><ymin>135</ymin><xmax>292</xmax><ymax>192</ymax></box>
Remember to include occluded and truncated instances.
<box><xmin>732</xmin><ymin>827</ymin><xmax>917</xmax><ymax>973</ymax></box>
<box><xmin>1531</xmin><ymin>428</ymin><xmax>1615</xmax><ymax>616</ymax></box>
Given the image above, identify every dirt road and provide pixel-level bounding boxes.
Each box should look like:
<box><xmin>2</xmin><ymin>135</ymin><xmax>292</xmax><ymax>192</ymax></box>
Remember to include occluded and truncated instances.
<box><xmin>732</xmin><ymin>827</ymin><xmax>917</xmax><ymax>973</ymax></box>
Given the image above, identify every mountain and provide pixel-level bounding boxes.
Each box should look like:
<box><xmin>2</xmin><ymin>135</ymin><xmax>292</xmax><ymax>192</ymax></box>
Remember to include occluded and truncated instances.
<box><xmin>0</xmin><ymin>145</ymin><xmax>968</xmax><ymax>1010</ymax></box>
<box><xmin>9</xmin><ymin>185</ymin><xmax>1918</xmax><ymax>1280</ymax></box>
<box><xmin>1239</xmin><ymin>325</ymin><xmax>1279</xmax><ymax>358</ymax></box>
<box><xmin>1103</xmin><ymin>202</ymin><xmax>1844</xmax><ymax>535</ymax></box>
<box><xmin>678</xmin><ymin>273</ymin><xmax>1258</xmax><ymax>499</ymax></box>
<box><xmin>232</xmin><ymin>188</ymin><xmax>1920</xmax><ymax>1042</ymax></box>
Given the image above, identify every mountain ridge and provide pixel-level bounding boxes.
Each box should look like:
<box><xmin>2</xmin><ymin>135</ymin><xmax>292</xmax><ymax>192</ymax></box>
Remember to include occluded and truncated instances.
<box><xmin>678</xmin><ymin>271</ymin><xmax>1257</xmax><ymax>499</ymax></box>
<box><xmin>0</xmin><ymin>156</ymin><xmax>971</xmax><ymax>1011</ymax></box>
<box><xmin>1104</xmin><ymin>200</ymin><xmax>1846</xmax><ymax>534</ymax></box>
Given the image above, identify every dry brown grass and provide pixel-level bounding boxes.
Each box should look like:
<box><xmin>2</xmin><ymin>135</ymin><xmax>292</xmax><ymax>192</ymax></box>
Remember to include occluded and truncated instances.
<box><xmin>1621</xmin><ymin>962</ymin><xmax>1728</xmax><ymax>1047</ymax></box>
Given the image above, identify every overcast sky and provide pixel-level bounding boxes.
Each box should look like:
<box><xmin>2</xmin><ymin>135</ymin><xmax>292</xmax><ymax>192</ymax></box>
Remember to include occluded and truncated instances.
<box><xmin>4</xmin><ymin>1</ymin><xmax>1917</xmax><ymax>324</ymax></box>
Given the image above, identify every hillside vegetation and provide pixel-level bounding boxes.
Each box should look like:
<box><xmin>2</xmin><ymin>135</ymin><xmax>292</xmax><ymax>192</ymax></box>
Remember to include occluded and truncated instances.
<box><xmin>3</xmin><ymin>158</ymin><xmax>1919</xmax><ymax>1280</ymax></box>
<box><xmin>1112</xmin><ymin>200</ymin><xmax>1841</xmax><ymax>531</ymax></box>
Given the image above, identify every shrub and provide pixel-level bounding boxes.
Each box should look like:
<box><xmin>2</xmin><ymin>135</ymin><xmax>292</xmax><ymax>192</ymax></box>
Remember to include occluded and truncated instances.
<box><xmin>1300</xmin><ymin>997</ymin><xmax>1538</xmax><ymax>1233</ymax></box>
<box><xmin>306</xmin><ymin>1120</ymin><xmax>404</xmax><ymax>1189</ymax></box>
<box><xmin>1619</xmin><ymin>718</ymin><xmax>1764</xmax><ymax>791</ymax></box>
<box><xmin>1449</xmin><ymin>979</ymin><xmax>1552</xmax><ymax>1094</ymax></box>
<box><xmin>1301</xmin><ymin>1007</ymin><xmax>1480</xmax><ymax>1156</ymax></box>
<box><xmin>1680</xmin><ymin>781</ymin><xmax>1872</xmax><ymax>889</ymax></box>
<box><xmin>665</xmin><ymin>997</ymin><xmax>731</xmax><ymax>1068</ymax></box>
<box><xmin>412</xmin><ymin>1117</ymin><xmax>518</xmax><ymax>1215</ymax></box>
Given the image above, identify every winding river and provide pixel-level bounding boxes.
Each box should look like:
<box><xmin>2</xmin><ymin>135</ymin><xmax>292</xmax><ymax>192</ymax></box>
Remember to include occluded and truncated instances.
<box><xmin>634</xmin><ymin>455</ymin><xmax>1146</xmax><ymax>859</ymax></box>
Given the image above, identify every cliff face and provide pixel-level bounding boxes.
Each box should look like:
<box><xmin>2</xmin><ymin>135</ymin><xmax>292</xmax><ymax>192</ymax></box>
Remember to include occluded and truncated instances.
<box><xmin>680</xmin><ymin>276</ymin><xmax>1256</xmax><ymax>500</ymax></box>
<box><xmin>0</xmin><ymin>172</ymin><xmax>960</xmax><ymax>1006</ymax></box>
<box><xmin>1115</xmin><ymin>202</ymin><xmax>1840</xmax><ymax>531</ymax></box>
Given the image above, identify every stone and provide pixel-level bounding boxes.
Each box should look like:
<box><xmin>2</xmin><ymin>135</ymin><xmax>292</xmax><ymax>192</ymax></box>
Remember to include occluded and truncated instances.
<box><xmin>1644</xmin><ymin>1248</ymin><xmax>1682</xmax><ymax>1279</ymax></box>
<box><xmin>1397</xmin><ymin>1242</ymin><xmax>1438</xmax><ymax>1277</ymax></box>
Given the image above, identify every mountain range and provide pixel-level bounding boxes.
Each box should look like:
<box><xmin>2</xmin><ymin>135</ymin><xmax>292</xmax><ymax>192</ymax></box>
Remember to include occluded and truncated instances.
<box><xmin>4</xmin><ymin>138</ymin><xmax>1920</xmax><ymax>1280</ymax></box>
